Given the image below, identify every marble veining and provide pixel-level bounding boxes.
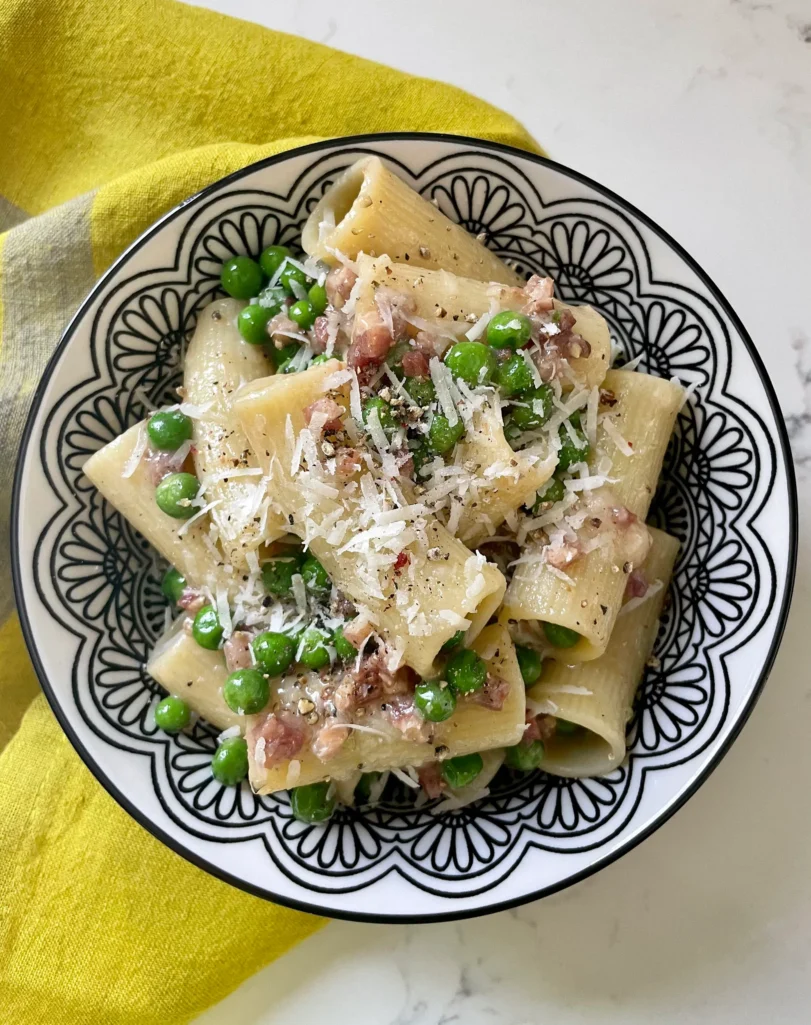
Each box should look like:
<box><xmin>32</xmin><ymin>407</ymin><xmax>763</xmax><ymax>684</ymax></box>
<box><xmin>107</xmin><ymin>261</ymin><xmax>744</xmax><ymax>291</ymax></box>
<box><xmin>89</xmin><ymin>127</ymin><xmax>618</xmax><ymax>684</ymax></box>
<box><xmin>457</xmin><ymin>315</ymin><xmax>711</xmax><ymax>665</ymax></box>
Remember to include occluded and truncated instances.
<box><xmin>785</xmin><ymin>333</ymin><xmax>811</xmax><ymax>474</ymax></box>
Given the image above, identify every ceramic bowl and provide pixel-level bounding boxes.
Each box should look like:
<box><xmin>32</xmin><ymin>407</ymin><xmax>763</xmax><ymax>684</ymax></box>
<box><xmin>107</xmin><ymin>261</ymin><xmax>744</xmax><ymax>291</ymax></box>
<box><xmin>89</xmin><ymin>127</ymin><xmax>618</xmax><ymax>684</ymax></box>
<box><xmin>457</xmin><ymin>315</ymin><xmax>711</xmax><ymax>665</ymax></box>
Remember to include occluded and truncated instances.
<box><xmin>11</xmin><ymin>134</ymin><xmax>797</xmax><ymax>921</ymax></box>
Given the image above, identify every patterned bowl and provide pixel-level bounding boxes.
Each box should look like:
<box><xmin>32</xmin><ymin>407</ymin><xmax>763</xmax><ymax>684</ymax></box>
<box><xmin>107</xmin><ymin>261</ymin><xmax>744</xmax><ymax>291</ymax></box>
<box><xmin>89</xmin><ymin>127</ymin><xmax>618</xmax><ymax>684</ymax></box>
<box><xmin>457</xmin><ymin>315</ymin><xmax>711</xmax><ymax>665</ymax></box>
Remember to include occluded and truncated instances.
<box><xmin>11</xmin><ymin>134</ymin><xmax>797</xmax><ymax>922</ymax></box>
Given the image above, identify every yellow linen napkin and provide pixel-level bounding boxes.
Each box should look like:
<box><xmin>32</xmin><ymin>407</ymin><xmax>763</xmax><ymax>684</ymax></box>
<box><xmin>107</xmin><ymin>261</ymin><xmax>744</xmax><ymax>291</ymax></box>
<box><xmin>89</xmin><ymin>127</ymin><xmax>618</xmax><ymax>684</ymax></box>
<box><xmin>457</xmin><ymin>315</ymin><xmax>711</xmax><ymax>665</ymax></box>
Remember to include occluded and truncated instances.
<box><xmin>0</xmin><ymin>1</ymin><xmax>538</xmax><ymax>1021</ymax></box>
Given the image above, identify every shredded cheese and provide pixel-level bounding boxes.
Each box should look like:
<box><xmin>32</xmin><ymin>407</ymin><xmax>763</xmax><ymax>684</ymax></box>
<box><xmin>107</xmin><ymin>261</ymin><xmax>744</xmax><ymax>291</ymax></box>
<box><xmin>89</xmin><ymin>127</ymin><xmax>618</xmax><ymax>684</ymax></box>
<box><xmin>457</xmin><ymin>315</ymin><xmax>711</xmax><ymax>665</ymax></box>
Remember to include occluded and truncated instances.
<box><xmin>121</xmin><ymin>427</ymin><xmax>148</xmax><ymax>478</ymax></box>
<box><xmin>429</xmin><ymin>357</ymin><xmax>460</xmax><ymax>428</ymax></box>
<box><xmin>464</xmin><ymin>310</ymin><xmax>492</xmax><ymax>341</ymax></box>
<box><xmin>619</xmin><ymin>578</ymin><xmax>664</xmax><ymax>616</ymax></box>
<box><xmin>600</xmin><ymin>415</ymin><xmax>634</xmax><ymax>457</ymax></box>
<box><xmin>176</xmin><ymin>498</ymin><xmax>222</xmax><ymax>538</ymax></box>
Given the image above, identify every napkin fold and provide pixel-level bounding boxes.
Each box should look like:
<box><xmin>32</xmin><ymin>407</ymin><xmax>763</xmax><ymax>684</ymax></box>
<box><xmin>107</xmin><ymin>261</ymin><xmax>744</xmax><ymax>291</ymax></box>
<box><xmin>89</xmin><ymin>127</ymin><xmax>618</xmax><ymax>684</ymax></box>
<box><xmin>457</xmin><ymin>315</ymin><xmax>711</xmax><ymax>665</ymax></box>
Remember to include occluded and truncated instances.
<box><xmin>0</xmin><ymin>1</ymin><xmax>538</xmax><ymax>1021</ymax></box>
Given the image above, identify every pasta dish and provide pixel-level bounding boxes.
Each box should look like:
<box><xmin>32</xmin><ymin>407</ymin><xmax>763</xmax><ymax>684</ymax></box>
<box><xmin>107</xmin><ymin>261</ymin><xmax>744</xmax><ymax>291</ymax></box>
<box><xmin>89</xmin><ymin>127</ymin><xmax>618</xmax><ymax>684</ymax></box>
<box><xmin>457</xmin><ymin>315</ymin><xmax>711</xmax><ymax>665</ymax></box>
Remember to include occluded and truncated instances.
<box><xmin>85</xmin><ymin>157</ymin><xmax>684</xmax><ymax>823</ymax></box>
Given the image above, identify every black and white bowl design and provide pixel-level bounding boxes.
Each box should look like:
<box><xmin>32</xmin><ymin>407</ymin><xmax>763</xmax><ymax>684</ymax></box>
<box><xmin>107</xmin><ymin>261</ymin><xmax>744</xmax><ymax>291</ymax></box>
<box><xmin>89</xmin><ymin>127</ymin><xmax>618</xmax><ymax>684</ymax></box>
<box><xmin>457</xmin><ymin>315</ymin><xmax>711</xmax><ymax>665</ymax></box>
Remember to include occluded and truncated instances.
<box><xmin>12</xmin><ymin>135</ymin><xmax>797</xmax><ymax>921</ymax></box>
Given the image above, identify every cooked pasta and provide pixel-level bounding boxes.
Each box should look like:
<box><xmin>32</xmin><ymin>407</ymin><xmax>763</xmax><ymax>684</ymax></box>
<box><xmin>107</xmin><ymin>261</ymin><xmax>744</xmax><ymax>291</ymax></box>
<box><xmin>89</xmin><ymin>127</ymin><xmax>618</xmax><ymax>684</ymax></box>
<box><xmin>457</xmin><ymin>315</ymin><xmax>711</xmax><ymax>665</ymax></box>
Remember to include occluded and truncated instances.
<box><xmin>184</xmin><ymin>298</ymin><xmax>287</xmax><ymax>567</ymax></box>
<box><xmin>148</xmin><ymin>618</ymin><xmax>243</xmax><ymax>731</ymax></box>
<box><xmin>85</xmin><ymin>164</ymin><xmax>687</xmax><ymax>824</ymax></box>
<box><xmin>502</xmin><ymin>369</ymin><xmax>683</xmax><ymax>662</ymax></box>
<box><xmin>351</xmin><ymin>254</ymin><xmax>611</xmax><ymax>388</ymax></box>
<box><xmin>524</xmin><ymin>527</ymin><xmax>679</xmax><ymax>777</ymax></box>
<box><xmin>302</xmin><ymin>156</ymin><xmax>520</xmax><ymax>285</ymax></box>
<box><xmin>248</xmin><ymin>625</ymin><xmax>525</xmax><ymax>794</ymax></box>
<box><xmin>83</xmin><ymin>421</ymin><xmax>232</xmax><ymax>595</ymax></box>
<box><xmin>234</xmin><ymin>361</ymin><xmax>506</xmax><ymax>678</ymax></box>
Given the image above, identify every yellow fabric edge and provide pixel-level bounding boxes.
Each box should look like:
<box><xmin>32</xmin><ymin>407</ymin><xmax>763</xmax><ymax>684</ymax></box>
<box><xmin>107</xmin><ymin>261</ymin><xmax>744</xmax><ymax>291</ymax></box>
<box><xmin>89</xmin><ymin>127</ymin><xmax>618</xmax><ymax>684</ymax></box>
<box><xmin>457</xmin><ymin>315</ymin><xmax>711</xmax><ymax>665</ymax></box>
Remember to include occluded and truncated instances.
<box><xmin>0</xmin><ymin>615</ymin><xmax>40</xmax><ymax>754</ymax></box>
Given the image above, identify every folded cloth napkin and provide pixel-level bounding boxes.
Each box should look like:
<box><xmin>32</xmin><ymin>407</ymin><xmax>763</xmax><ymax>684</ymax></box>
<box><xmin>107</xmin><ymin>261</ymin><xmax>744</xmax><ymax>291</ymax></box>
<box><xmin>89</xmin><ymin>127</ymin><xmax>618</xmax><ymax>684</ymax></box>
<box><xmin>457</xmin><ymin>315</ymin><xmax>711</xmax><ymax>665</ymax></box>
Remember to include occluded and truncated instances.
<box><xmin>0</xmin><ymin>1</ymin><xmax>538</xmax><ymax>1021</ymax></box>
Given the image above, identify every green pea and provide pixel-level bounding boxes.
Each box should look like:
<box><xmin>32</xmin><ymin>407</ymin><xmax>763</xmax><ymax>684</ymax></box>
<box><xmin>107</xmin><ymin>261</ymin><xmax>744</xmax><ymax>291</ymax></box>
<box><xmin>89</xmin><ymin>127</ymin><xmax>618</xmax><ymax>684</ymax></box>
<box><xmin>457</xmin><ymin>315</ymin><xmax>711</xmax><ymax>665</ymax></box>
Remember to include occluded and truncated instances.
<box><xmin>262</xmin><ymin>556</ymin><xmax>303</xmax><ymax>597</ymax></box>
<box><xmin>311</xmin><ymin>354</ymin><xmax>330</xmax><ymax>365</ymax></box>
<box><xmin>440</xmin><ymin>629</ymin><xmax>465</xmax><ymax>653</ymax></box>
<box><xmin>405</xmin><ymin>376</ymin><xmax>436</xmax><ymax>406</ymax></box>
<box><xmin>301</xmin><ymin>554</ymin><xmax>331</xmax><ymax>596</ymax></box>
<box><xmin>532</xmin><ymin>476</ymin><xmax>566</xmax><ymax>512</ymax></box>
<box><xmin>354</xmin><ymin>771</ymin><xmax>382</xmax><ymax>805</ymax></box>
<box><xmin>298</xmin><ymin>627</ymin><xmax>332</xmax><ymax>670</ymax></box>
<box><xmin>308</xmin><ymin>282</ymin><xmax>328</xmax><ymax>315</ymax></box>
<box><xmin>333</xmin><ymin>626</ymin><xmax>357</xmax><ymax>661</ymax></box>
<box><xmin>444</xmin><ymin>341</ymin><xmax>497</xmax><ymax>388</ymax></box>
<box><xmin>414</xmin><ymin>679</ymin><xmax>457</xmax><ymax>722</ymax></box>
<box><xmin>221</xmin><ymin>256</ymin><xmax>264</xmax><ymax>300</ymax></box>
<box><xmin>557</xmin><ymin>421</ymin><xmax>590</xmax><ymax>471</ymax></box>
<box><xmin>543</xmin><ymin>622</ymin><xmax>581</xmax><ymax>649</ymax></box>
<box><xmin>290</xmin><ymin>781</ymin><xmax>335</xmax><ymax>823</ymax></box>
<box><xmin>446</xmin><ymin>648</ymin><xmax>487</xmax><ymax>694</ymax></box>
<box><xmin>147</xmin><ymin>410</ymin><xmax>193</xmax><ymax>451</ymax></box>
<box><xmin>362</xmin><ymin>396</ymin><xmax>396</xmax><ymax>434</ymax></box>
<box><xmin>237</xmin><ymin>303</ymin><xmax>274</xmax><ymax>344</ymax></box>
<box><xmin>192</xmin><ymin>605</ymin><xmax>223</xmax><ymax>650</ymax></box>
<box><xmin>428</xmin><ymin>413</ymin><xmax>464</xmax><ymax>455</ymax></box>
<box><xmin>277</xmin><ymin>356</ymin><xmax>297</xmax><ymax>374</ymax></box>
<box><xmin>386</xmin><ymin>341</ymin><xmax>411</xmax><ymax>379</ymax></box>
<box><xmin>251</xmin><ymin>631</ymin><xmax>296</xmax><ymax>677</ymax></box>
<box><xmin>212</xmin><ymin>737</ymin><xmax>249</xmax><ymax>786</ymax></box>
<box><xmin>494</xmin><ymin>353</ymin><xmax>535</xmax><ymax>397</ymax></box>
<box><xmin>155</xmin><ymin>472</ymin><xmax>200</xmax><ymax>518</ymax></box>
<box><xmin>259</xmin><ymin>245</ymin><xmax>292</xmax><ymax>279</ymax></box>
<box><xmin>510</xmin><ymin>385</ymin><xmax>553</xmax><ymax>432</ymax></box>
<box><xmin>503</xmin><ymin>416</ymin><xmax>522</xmax><ymax>445</ymax></box>
<box><xmin>154</xmin><ymin>695</ymin><xmax>190</xmax><ymax>733</ymax></box>
<box><xmin>411</xmin><ymin>442</ymin><xmax>432</xmax><ymax>478</ymax></box>
<box><xmin>279</xmin><ymin>261</ymin><xmax>312</xmax><ymax>296</ymax></box>
<box><xmin>269</xmin><ymin>342</ymin><xmax>300</xmax><ymax>370</ymax></box>
<box><xmin>556</xmin><ymin>718</ymin><xmax>582</xmax><ymax>735</ymax></box>
<box><xmin>515</xmin><ymin>645</ymin><xmax>543</xmax><ymax>687</ymax></box>
<box><xmin>161</xmin><ymin>567</ymin><xmax>186</xmax><ymax>603</ymax></box>
<box><xmin>486</xmin><ymin>310</ymin><xmax>532</xmax><ymax>350</ymax></box>
<box><xmin>223</xmin><ymin>668</ymin><xmax>270</xmax><ymax>715</ymax></box>
<box><xmin>257</xmin><ymin>284</ymin><xmax>287</xmax><ymax>313</ymax></box>
<box><xmin>289</xmin><ymin>299</ymin><xmax>317</xmax><ymax>331</ymax></box>
<box><xmin>505</xmin><ymin>740</ymin><xmax>545</xmax><ymax>771</ymax></box>
<box><xmin>441</xmin><ymin>752</ymin><xmax>484</xmax><ymax>789</ymax></box>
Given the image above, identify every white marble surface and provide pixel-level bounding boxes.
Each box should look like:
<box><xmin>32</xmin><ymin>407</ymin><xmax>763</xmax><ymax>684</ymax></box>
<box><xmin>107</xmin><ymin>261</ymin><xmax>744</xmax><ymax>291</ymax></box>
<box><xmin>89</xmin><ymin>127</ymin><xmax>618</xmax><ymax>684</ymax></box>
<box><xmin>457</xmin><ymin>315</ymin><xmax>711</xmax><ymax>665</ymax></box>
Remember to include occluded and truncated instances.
<box><xmin>188</xmin><ymin>1</ymin><xmax>811</xmax><ymax>1022</ymax></box>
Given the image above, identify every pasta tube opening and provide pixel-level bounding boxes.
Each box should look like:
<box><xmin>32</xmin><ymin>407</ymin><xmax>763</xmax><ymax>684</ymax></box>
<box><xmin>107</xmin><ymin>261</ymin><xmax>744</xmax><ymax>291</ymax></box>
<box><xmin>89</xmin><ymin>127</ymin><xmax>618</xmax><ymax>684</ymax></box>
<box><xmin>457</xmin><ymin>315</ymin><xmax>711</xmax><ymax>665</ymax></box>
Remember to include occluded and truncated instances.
<box><xmin>526</xmin><ymin>527</ymin><xmax>679</xmax><ymax>777</ymax></box>
<box><xmin>302</xmin><ymin>156</ymin><xmax>521</xmax><ymax>284</ymax></box>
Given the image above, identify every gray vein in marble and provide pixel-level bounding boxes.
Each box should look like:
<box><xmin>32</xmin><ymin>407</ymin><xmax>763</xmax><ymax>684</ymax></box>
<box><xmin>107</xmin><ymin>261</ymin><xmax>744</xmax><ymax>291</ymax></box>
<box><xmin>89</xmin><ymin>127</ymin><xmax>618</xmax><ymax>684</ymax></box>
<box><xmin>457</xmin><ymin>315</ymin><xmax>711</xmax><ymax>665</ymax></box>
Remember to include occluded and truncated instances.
<box><xmin>320</xmin><ymin>18</ymin><xmax>337</xmax><ymax>44</ymax></box>
<box><xmin>784</xmin><ymin>332</ymin><xmax>811</xmax><ymax>474</ymax></box>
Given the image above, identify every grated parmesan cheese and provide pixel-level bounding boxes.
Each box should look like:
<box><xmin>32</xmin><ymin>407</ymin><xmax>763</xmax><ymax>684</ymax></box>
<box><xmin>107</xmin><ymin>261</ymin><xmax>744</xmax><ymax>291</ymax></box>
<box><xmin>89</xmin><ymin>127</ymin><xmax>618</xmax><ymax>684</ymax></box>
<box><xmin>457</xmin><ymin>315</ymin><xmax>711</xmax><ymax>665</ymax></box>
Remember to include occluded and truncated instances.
<box><xmin>464</xmin><ymin>309</ymin><xmax>492</xmax><ymax>341</ymax></box>
<box><xmin>323</xmin><ymin>368</ymin><xmax>353</xmax><ymax>390</ymax></box>
<box><xmin>291</xmin><ymin>573</ymin><xmax>307</xmax><ymax>613</ymax></box>
<box><xmin>217</xmin><ymin>725</ymin><xmax>241</xmax><ymax>742</ymax></box>
<box><xmin>619</xmin><ymin>578</ymin><xmax>664</xmax><ymax>616</ymax></box>
<box><xmin>429</xmin><ymin>357</ymin><xmax>460</xmax><ymax>427</ymax></box>
<box><xmin>600</xmin><ymin>415</ymin><xmax>634</xmax><ymax>457</ymax></box>
<box><xmin>348</xmin><ymin>370</ymin><xmax>363</xmax><ymax>423</ymax></box>
<box><xmin>366</xmin><ymin>406</ymin><xmax>390</xmax><ymax>453</ymax></box>
<box><xmin>121</xmin><ymin>426</ymin><xmax>148</xmax><ymax>478</ymax></box>
<box><xmin>520</xmin><ymin>348</ymin><xmax>544</xmax><ymax>389</ymax></box>
<box><xmin>586</xmin><ymin>387</ymin><xmax>599</xmax><ymax>449</ymax></box>
<box><xmin>215</xmin><ymin>585</ymin><xmax>232</xmax><ymax>640</ymax></box>
<box><xmin>176</xmin><ymin>498</ymin><xmax>222</xmax><ymax>538</ymax></box>
<box><xmin>392</xmin><ymin>767</ymin><xmax>421</xmax><ymax>789</ymax></box>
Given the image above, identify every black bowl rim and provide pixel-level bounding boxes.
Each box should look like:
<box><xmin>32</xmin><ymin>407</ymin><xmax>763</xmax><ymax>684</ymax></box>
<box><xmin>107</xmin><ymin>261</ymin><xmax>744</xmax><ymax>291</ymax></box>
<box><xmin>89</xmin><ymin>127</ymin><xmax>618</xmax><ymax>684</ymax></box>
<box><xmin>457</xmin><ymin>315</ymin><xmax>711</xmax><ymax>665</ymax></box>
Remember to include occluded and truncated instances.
<box><xmin>10</xmin><ymin>132</ymin><xmax>799</xmax><ymax>924</ymax></box>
